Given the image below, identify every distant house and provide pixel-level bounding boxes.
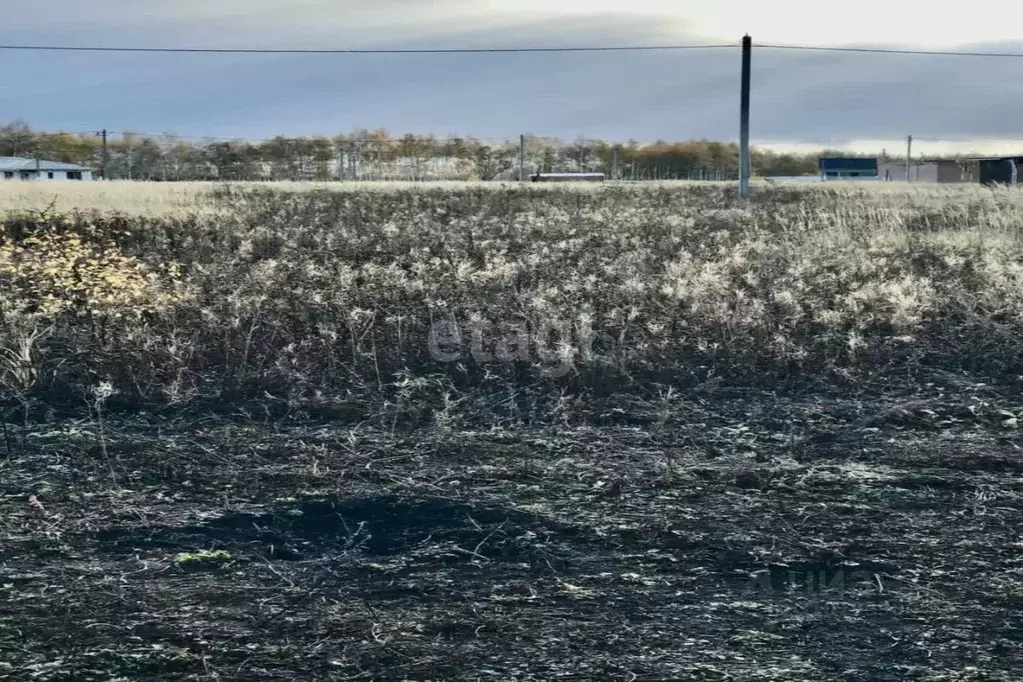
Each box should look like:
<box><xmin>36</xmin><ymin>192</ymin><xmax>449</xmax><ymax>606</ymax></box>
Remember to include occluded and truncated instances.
<box><xmin>970</xmin><ymin>156</ymin><xmax>1023</xmax><ymax>186</ymax></box>
<box><xmin>818</xmin><ymin>157</ymin><xmax>878</xmax><ymax>180</ymax></box>
<box><xmin>0</xmin><ymin>157</ymin><xmax>94</xmax><ymax>181</ymax></box>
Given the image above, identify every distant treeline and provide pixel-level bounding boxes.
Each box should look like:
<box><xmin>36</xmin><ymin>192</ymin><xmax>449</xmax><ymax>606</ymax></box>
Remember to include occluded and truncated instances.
<box><xmin>0</xmin><ymin>119</ymin><xmax>919</xmax><ymax>181</ymax></box>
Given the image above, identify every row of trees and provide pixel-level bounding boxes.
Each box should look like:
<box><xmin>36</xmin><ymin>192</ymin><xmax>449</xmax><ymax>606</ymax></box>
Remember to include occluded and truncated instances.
<box><xmin>1</xmin><ymin>119</ymin><xmax>828</xmax><ymax>181</ymax></box>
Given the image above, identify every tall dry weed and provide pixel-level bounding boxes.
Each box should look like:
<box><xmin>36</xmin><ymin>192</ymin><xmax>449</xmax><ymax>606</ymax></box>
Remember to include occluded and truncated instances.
<box><xmin>0</xmin><ymin>181</ymin><xmax>1021</xmax><ymax>423</ymax></box>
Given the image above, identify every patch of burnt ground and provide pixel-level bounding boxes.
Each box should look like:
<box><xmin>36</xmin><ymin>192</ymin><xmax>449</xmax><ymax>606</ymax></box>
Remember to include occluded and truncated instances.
<box><xmin>96</xmin><ymin>495</ymin><xmax>591</xmax><ymax>565</ymax></box>
<box><xmin>1</xmin><ymin>381</ymin><xmax>1022</xmax><ymax>680</ymax></box>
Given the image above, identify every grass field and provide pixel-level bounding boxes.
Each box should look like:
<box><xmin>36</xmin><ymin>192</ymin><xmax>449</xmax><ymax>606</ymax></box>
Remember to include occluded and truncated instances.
<box><xmin>1</xmin><ymin>180</ymin><xmax>1021</xmax><ymax>680</ymax></box>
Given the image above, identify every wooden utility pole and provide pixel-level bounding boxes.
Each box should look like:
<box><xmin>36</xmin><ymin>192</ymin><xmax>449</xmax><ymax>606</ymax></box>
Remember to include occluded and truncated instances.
<box><xmin>96</xmin><ymin>129</ymin><xmax>109</xmax><ymax>179</ymax></box>
<box><xmin>612</xmin><ymin>145</ymin><xmax>620</xmax><ymax>180</ymax></box>
<box><xmin>906</xmin><ymin>135</ymin><xmax>913</xmax><ymax>182</ymax></box>
<box><xmin>739</xmin><ymin>35</ymin><xmax>752</xmax><ymax>196</ymax></box>
<box><xmin>518</xmin><ymin>134</ymin><xmax>525</xmax><ymax>181</ymax></box>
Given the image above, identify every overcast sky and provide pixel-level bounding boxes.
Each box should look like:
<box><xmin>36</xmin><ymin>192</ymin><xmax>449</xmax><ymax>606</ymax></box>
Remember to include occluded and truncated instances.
<box><xmin>3</xmin><ymin>1</ymin><xmax>1023</xmax><ymax>154</ymax></box>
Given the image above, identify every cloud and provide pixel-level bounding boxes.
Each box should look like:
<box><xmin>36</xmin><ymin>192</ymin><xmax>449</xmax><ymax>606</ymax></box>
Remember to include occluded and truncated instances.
<box><xmin>6</xmin><ymin>1</ymin><xmax>1023</xmax><ymax>47</ymax></box>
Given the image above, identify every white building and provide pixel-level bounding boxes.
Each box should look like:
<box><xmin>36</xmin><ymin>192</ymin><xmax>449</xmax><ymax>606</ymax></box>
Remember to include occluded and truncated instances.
<box><xmin>877</xmin><ymin>160</ymin><xmax>973</xmax><ymax>183</ymax></box>
<box><xmin>0</xmin><ymin>157</ymin><xmax>94</xmax><ymax>181</ymax></box>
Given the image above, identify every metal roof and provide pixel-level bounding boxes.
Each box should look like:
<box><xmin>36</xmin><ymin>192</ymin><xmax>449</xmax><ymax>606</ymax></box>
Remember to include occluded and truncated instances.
<box><xmin>882</xmin><ymin>159</ymin><xmax>960</xmax><ymax>165</ymax></box>
<box><xmin>0</xmin><ymin>156</ymin><xmax>94</xmax><ymax>171</ymax></box>
<box><xmin>968</xmin><ymin>156</ymin><xmax>1023</xmax><ymax>162</ymax></box>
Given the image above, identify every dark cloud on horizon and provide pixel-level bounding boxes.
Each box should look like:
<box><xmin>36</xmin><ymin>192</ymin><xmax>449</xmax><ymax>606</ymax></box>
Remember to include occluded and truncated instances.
<box><xmin>2</xmin><ymin>3</ymin><xmax>1022</xmax><ymax>145</ymax></box>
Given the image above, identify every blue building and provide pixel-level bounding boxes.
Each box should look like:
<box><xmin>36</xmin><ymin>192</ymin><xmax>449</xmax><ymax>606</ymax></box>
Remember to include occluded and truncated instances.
<box><xmin>818</xmin><ymin>157</ymin><xmax>878</xmax><ymax>180</ymax></box>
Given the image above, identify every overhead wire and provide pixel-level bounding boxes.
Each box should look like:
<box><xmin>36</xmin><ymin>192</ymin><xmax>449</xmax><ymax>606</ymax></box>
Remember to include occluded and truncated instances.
<box><xmin>0</xmin><ymin>43</ymin><xmax>735</xmax><ymax>55</ymax></box>
<box><xmin>0</xmin><ymin>41</ymin><xmax>1021</xmax><ymax>58</ymax></box>
<box><xmin>753</xmin><ymin>43</ymin><xmax>1023</xmax><ymax>58</ymax></box>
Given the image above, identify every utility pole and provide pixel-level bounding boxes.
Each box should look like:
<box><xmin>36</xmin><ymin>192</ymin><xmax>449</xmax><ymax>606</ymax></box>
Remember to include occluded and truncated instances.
<box><xmin>612</xmin><ymin>145</ymin><xmax>620</xmax><ymax>180</ymax></box>
<box><xmin>739</xmin><ymin>34</ymin><xmax>752</xmax><ymax>197</ymax></box>
<box><xmin>906</xmin><ymin>135</ymin><xmax>912</xmax><ymax>182</ymax></box>
<box><xmin>518</xmin><ymin>134</ymin><xmax>525</xmax><ymax>181</ymax></box>
<box><xmin>96</xmin><ymin>129</ymin><xmax>109</xmax><ymax>180</ymax></box>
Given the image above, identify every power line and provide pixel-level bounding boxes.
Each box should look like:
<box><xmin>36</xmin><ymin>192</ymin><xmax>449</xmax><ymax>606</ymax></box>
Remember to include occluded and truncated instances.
<box><xmin>60</xmin><ymin>130</ymin><xmax>1023</xmax><ymax>151</ymax></box>
<box><xmin>80</xmin><ymin>130</ymin><xmax>276</xmax><ymax>143</ymax></box>
<box><xmin>75</xmin><ymin>130</ymin><xmax>742</xmax><ymax>147</ymax></box>
<box><xmin>0</xmin><ymin>43</ymin><xmax>734</xmax><ymax>55</ymax></box>
<box><xmin>754</xmin><ymin>43</ymin><xmax>1023</xmax><ymax>58</ymax></box>
<box><xmin>1</xmin><ymin>41</ymin><xmax>1022</xmax><ymax>58</ymax></box>
<box><xmin>81</xmin><ymin>130</ymin><xmax>530</xmax><ymax>145</ymax></box>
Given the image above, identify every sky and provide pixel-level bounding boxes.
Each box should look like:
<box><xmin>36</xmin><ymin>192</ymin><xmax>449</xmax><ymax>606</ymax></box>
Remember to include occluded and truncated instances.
<box><xmin>3</xmin><ymin>1</ymin><xmax>1023</xmax><ymax>154</ymax></box>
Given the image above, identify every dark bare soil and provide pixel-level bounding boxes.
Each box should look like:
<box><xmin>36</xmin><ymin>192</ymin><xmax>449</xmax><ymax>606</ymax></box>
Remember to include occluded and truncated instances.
<box><xmin>2</xmin><ymin>375</ymin><xmax>1022</xmax><ymax>681</ymax></box>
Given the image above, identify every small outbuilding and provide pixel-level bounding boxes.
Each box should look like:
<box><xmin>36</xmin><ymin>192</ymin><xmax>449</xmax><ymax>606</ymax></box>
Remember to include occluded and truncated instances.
<box><xmin>877</xmin><ymin>160</ymin><xmax>975</xmax><ymax>183</ymax></box>
<box><xmin>0</xmin><ymin>156</ymin><xmax>94</xmax><ymax>181</ymax></box>
<box><xmin>970</xmin><ymin>156</ymin><xmax>1023</xmax><ymax>186</ymax></box>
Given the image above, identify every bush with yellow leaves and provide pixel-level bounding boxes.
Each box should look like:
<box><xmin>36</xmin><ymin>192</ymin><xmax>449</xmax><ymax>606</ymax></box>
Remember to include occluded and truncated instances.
<box><xmin>0</xmin><ymin>221</ymin><xmax>183</xmax><ymax>320</ymax></box>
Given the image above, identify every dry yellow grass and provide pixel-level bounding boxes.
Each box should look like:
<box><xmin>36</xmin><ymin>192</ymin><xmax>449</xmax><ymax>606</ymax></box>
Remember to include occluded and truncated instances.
<box><xmin>0</xmin><ymin>180</ymin><xmax>229</xmax><ymax>216</ymax></box>
<box><xmin>0</xmin><ymin>179</ymin><xmax>625</xmax><ymax>217</ymax></box>
<box><xmin>2</xmin><ymin>178</ymin><xmax>1021</xmax><ymax>216</ymax></box>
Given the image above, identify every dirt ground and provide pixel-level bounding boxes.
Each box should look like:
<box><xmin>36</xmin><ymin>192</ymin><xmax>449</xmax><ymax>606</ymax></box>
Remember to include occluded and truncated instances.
<box><xmin>2</xmin><ymin>373</ymin><xmax>1022</xmax><ymax>681</ymax></box>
